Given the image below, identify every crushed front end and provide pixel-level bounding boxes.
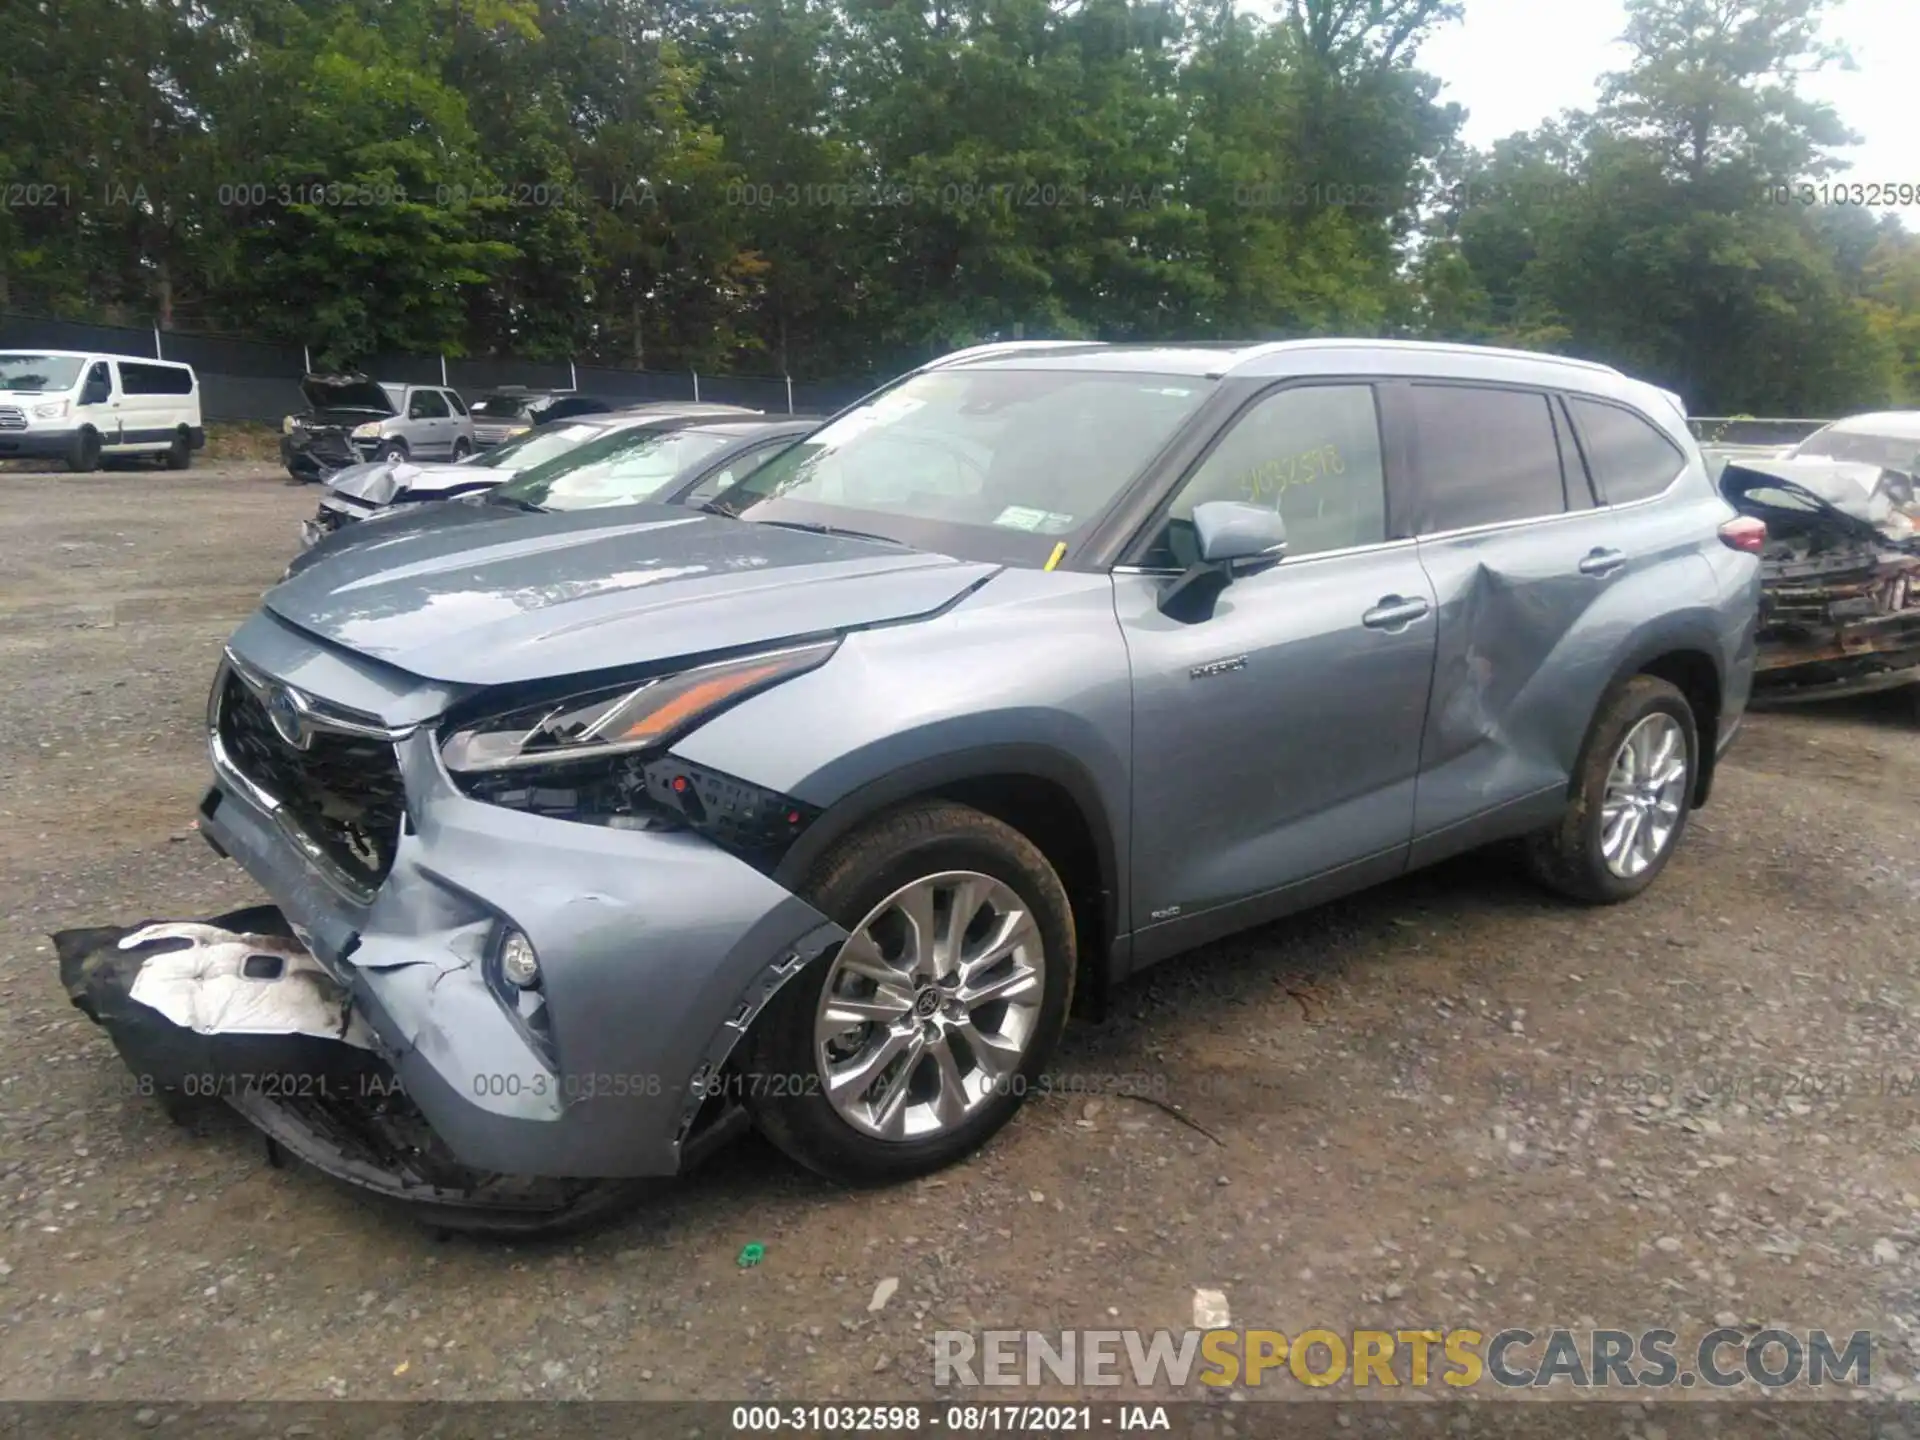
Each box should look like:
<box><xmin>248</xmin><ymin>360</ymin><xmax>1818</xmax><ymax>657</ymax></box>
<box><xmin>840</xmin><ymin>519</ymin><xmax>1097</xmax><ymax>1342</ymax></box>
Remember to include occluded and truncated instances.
<box><xmin>57</xmin><ymin>609</ymin><xmax>844</xmax><ymax>1230</ymax></box>
<box><xmin>1722</xmin><ymin>458</ymin><xmax>1920</xmax><ymax>703</ymax></box>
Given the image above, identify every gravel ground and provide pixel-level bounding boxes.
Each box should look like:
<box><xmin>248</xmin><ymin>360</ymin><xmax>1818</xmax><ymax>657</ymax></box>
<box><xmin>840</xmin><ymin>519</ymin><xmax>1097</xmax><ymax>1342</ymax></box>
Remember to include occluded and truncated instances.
<box><xmin>2</xmin><ymin>465</ymin><xmax>1918</xmax><ymax>1406</ymax></box>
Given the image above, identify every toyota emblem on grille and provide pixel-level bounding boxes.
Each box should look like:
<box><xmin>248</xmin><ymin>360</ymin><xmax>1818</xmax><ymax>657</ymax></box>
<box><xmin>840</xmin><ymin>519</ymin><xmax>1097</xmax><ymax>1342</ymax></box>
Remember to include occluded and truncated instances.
<box><xmin>264</xmin><ymin>684</ymin><xmax>313</xmax><ymax>750</ymax></box>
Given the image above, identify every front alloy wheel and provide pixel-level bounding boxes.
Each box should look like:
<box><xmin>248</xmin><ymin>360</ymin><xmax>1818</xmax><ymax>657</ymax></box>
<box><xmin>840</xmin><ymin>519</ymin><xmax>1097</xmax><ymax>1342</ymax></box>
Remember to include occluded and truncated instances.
<box><xmin>743</xmin><ymin>801</ymin><xmax>1074</xmax><ymax>1184</ymax></box>
<box><xmin>816</xmin><ymin>871</ymin><xmax>1046</xmax><ymax>1141</ymax></box>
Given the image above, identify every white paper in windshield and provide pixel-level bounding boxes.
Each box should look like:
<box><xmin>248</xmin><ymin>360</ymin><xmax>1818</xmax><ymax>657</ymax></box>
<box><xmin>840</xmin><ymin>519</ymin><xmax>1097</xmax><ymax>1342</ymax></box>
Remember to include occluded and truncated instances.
<box><xmin>993</xmin><ymin>505</ymin><xmax>1076</xmax><ymax>533</ymax></box>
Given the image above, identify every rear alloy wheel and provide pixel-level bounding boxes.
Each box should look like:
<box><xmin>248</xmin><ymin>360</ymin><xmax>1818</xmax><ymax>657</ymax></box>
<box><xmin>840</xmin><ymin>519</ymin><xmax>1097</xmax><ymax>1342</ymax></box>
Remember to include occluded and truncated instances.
<box><xmin>744</xmin><ymin>802</ymin><xmax>1074</xmax><ymax>1183</ymax></box>
<box><xmin>66</xmin><ymin>428</ymin><xmax>101</xmax><ymax>474</ymax></box>
<box><xmin>1527</xmin><ymin>674</ymin><xmax>1697</xmax><ymax>904</ymax></box>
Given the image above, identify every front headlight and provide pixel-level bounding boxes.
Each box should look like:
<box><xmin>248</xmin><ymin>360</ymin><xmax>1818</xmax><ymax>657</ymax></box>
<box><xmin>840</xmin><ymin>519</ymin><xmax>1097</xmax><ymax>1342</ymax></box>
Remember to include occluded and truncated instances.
<box><xmin>441</xmin><ymin>641</ymin><xmax>839</xmax><ymax>774</ymax></box>
<box><xmin>351</xmin><ymin>421</ymin><xmax>383</xmax><ymax>439</ymax></box>
<box><xmin>32</xmin><ymin>400</ymin><xmax>69</xmax><ymax>420</ymax></box>
<box><xmin>282</xmin><ymin>415</ymin><xmax>296</xmax><ymax>435</ymax></box>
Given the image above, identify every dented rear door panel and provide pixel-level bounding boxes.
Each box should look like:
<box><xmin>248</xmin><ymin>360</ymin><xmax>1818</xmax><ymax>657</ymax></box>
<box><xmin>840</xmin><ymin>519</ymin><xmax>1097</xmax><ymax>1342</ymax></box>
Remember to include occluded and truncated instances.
<box><xmin>1388</xmin><ymin>382</ymin><xmax>1734</xmax><ymax>862</ymax></box>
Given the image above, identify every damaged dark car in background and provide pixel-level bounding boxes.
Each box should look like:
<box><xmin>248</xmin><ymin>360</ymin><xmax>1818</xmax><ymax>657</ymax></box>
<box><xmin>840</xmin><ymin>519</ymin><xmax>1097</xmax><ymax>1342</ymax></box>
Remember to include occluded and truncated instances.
<box><xmin>1719</xmin><ymin>412</ymin><xmax>1920</xmax><ymax>707</ymax></box>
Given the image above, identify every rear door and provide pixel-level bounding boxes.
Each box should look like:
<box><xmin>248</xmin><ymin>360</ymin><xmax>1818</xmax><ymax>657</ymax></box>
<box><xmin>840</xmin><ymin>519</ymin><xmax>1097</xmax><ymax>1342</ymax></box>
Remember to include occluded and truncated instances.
<box><xmin>1114</xmin><ymin>381</ymin><xmax>1437</xmax><ymax>957</ymax></box>
<box><xmin>1388</xmin><ymin>381</ymin><xmax>1643</xmax><ymax>862</ymax></box>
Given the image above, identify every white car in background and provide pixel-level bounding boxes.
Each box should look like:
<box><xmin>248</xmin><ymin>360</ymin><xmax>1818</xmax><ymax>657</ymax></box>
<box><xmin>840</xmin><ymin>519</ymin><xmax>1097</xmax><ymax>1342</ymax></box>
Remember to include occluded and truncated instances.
<box><xmin>0</xmin><ymin>349</ymin><xmax>204</xmax><ymax>472</ymax></box>
<box><xmin>280</xmin><ymin>374</ymin><xmax>476</xmax><ymax>479</ymax></box>
<box><xmin>299</xmin><ymin>402</ymin><xmax>761</xmax><ymax>546</ymax></box>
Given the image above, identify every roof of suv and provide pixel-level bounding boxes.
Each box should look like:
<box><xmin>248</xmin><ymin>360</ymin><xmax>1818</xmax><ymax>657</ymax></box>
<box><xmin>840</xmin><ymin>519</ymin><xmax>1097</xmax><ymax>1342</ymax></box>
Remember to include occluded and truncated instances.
<box><xmin>926</xmin><ymin>338</ymin><xmax>1685</xmax><ymax>427</ymax></box>
<box><xmin>932</xmin><ymin>338</ymin><xmax>1622</xmax><ymax>380</ymax></box>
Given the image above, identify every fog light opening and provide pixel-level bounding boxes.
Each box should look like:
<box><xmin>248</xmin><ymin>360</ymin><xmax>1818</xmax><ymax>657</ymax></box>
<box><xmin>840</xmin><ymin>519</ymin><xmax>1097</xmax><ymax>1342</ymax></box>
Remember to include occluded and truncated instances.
<box><xmin>499</xmin><ymin>929</ymin><xmax>542</xmax><ymax>990</ymax></box>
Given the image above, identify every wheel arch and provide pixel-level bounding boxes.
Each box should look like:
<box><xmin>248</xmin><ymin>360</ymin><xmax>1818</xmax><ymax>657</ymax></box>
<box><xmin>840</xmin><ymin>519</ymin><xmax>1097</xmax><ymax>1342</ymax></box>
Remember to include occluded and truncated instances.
<box><xmin>771</xmin><ymin>744</ymin><xmax>1124</xmax><ymax>1020</ymax></box>
<box><xmin>1590</xmin><ymin>634</ymin><xmax>1724</xmax><ymax>807</ymax></box>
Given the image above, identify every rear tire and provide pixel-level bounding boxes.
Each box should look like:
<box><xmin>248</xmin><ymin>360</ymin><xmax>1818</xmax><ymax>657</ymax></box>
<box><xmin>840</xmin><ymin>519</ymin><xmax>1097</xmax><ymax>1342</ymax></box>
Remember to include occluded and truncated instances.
<box><xmin>166</xmin><ymin>429</ymin><xmax>192</xmax><ymax>470</ymax></box>
<box><xmin>743</xmin><ymin>802</ymin><xmax>1075</xmax><ymax>1185</ymax></box>
<box><xmin>66</xmin><ymin>428</ymin><xmax>101</xmax><ymax>474</ymax></box>
<box><xmin>1526</xmin><ymin>675</ymin><xmax>1698</xmax><ymax>904</ymax></box>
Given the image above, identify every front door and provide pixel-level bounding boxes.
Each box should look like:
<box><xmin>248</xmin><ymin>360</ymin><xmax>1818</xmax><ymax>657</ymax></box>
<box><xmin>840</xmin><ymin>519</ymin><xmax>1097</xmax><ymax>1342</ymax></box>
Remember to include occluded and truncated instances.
<box><xmin>78</xmin><ymin>361</ymin><xmax>119</xmax><ymax>447</ymax></box>
<box><xmin>1114</xmin><ymin>381</ymin><xmax>1437</xmax><ymax>957</ymax></box>
<box><xmin>408</xmin><ymin>388</ymin><xmax>452</xmax><ymax>456</ymax></box>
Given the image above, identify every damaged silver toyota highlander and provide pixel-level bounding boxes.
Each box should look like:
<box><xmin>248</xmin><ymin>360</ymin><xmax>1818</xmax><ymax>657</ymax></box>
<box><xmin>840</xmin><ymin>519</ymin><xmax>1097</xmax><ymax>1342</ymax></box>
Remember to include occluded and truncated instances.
<box><xmin>59</xmin><ymin>339</ymin><xmax>1761</xmax><ymax>1231</ymax></box>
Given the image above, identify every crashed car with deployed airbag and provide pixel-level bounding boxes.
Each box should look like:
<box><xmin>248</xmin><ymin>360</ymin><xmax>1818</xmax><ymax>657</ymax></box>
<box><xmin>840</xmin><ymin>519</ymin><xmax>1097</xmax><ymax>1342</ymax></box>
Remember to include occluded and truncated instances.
<box><xmin>1719</xmin><ymin>452</ymin><xmax>1920</xmax><ymax>703</ymax></box>
<box><xmin>58</xmin><ymin>338</ymin><xmax>1758</xmax><ymax>1232</ymax></box>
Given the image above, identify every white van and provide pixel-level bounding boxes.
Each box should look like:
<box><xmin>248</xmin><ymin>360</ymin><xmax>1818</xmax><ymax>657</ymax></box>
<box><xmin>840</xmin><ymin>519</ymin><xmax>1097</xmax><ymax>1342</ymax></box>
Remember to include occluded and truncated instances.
<box><xmin>0</xmin><ymin>350</ymin><xmax>205</xmax><ymax>471</ymax></box>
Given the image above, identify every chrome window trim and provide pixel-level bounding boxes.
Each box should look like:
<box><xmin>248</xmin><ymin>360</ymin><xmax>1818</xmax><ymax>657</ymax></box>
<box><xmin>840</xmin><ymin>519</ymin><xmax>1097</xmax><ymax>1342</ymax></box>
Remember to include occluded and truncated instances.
<box><xmin>1111</xmin><ymin>535</ymin><xmax>1418</xmax><ymax>578</ymax></box>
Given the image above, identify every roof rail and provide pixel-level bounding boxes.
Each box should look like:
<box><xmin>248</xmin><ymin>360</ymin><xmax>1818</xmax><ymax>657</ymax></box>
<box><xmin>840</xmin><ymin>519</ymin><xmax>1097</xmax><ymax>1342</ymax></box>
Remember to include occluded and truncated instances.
<box><xmin>918</xmin><ymin>340</ymin><xmax>1094</xmax><ymax>371</ymax></box>
<box><xmin>1223</xmin><ymin>337</ymin><xmax>1624</xmax><ymax>379</ymax></box>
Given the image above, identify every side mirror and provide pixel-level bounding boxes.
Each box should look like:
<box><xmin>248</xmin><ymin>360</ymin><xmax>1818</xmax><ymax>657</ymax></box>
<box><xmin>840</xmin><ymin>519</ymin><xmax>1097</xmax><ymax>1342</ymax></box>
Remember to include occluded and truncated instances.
<box><xmin>1194</xmin><ymin>500</ymin><xmax>1287</xmax><ymax>567</ymax></box>
<box><xmin>1157</xmin><ymin>502</ymin><xmax>1287</xmax><ymax>623</ymax></box>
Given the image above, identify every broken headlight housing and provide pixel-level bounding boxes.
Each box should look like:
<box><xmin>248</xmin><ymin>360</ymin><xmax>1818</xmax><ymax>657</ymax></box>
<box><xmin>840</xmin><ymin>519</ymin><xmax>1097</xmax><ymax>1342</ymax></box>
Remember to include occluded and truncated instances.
<box><xmin>441</xmin><ymin>641</ymin><xmax>838</xmax><ymax>774</ymax></box>
<box><xmin>439</xmin><ymin>642</ymin><xmax>836</xmax><ymax>868</ymax></box>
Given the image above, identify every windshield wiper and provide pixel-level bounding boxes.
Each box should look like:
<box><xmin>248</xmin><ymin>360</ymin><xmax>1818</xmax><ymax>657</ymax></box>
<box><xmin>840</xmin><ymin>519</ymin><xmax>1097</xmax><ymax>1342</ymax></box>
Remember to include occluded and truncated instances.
<box><xmin>485</xmin><ymin>493</ymin><xmax>546</xmax><ymax>513</ymax></box>
<box><xmin>748</xmin><ymin>518</ymin><xmax>908</xmax><ymax>547</ymax></box>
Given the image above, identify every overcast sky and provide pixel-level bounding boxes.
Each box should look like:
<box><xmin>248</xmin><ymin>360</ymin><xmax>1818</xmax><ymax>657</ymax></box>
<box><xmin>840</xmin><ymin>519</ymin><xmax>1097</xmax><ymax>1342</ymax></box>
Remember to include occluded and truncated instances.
<box><xmin>1419</xmin><ymin>0</ymin><xmax>1919</xmax><ymax>219</ymax></box>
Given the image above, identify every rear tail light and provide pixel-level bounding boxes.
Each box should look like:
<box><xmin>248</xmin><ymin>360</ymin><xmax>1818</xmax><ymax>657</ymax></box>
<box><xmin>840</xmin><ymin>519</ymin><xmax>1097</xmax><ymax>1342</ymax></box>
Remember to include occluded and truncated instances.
<box><xmin>1719</xmin><ymin>516</ymin><xmax>1767</xmax><ymax>553</ymax></box>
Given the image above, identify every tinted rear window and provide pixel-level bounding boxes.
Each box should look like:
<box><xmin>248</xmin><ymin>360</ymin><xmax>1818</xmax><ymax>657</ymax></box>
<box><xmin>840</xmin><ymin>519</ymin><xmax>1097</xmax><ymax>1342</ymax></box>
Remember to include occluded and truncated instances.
<box><xmin>1406</xmin><ymin>385</ymin><xmax>1565</xmax><ymax>533</ymax></box>
<box><xmin>117</xmin><ymin>361</ymin><xmax>195</xmax><ymax>395</ymax></box>
<box><xmin>1568</xmin><ymin>397</ymin><xmax>1685</xmax><ymax>504</ymax></box>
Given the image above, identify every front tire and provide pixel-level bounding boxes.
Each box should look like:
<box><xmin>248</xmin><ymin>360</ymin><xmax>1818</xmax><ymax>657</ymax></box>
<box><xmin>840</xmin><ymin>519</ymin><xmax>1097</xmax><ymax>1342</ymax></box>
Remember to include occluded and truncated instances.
<box><xmin>66</xmin><ymin>428</ymin><xmax>101</xmax><ymax>474</ymax></box>
<box><xmin>452</xmin><ymin>437</ymin><xmax>473</xmax><ymax>461</ymax></box>
<box><xmin>1526</xmin><ymin>675</ymin><xmax>1698</xmax><ymax>904</ymax></box>
<box><xmin>743</xmin><ymin>802</ymin><xmax>1075</xmax><ymax>1184</ymax></box>
<box><xmin>377</xmin><ymin>439</ymin><xmax>408</xmax><ymax>462</ymax></box>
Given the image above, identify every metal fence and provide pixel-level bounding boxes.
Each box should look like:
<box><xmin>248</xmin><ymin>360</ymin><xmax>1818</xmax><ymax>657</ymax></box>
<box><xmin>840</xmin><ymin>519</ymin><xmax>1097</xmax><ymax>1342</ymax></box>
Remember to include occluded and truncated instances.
<box><xmin>0</xmin><ymin>313</ymin><xmax>871</xmax><ymax>423</ymax></box>
<box><xmin>1687</xmin><ymin>415</ymin><xmax>1831</xmax><ymax>447</ymax></box>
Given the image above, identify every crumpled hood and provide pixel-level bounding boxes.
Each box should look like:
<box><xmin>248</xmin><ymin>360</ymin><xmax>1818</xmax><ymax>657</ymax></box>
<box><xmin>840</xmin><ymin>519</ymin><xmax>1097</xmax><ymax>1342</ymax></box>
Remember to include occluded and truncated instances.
<box><xmin>264</xmin><ymin>506</ymin><xmax>1000</xmax><ymax>687</ymax></box>
<box><xmin>326</xmin><ymin>460</ymin><xmax>505</xmax><ymax>508</ymax></box>
<box><xmin>1721</xmin><ymin>456</ymin><xmax>1920</xmax><ymax>549</ymax></box>
<box><xmin>300</xmin><ymin>373</ymin><xmax>395</xmax><ymax>416</ymax></box>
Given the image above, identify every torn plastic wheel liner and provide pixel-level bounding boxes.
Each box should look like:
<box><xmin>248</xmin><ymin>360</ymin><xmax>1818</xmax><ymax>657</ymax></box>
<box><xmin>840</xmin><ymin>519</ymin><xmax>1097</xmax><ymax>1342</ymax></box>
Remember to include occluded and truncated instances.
<box><xmin>52</xmin><ymin>908</ymin><xmax>648</xmax><ymax>1237</ymax></box>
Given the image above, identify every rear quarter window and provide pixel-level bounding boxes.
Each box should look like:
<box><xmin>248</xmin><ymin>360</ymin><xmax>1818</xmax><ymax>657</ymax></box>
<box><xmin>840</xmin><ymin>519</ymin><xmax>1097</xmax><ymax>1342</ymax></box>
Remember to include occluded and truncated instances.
<box><xmin>1568</xmin><ymin>397</ymin><xmax>1686</xmax><ymax>504</ymax></box>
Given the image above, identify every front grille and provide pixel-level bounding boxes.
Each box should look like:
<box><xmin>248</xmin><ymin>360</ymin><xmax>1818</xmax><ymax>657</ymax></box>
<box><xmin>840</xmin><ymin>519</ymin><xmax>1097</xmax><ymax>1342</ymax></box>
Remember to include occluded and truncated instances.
<box><xmin>473</xmin><ymin>423</ymin><xmax>516</xmax><ymax>445</ymax></box>
<box><xmin>308</xmin><ymin>504</ymin><xmax>348</xmax><ymax>534</ymax></box>
<box><xmin>0</xmin><ymin>407</ymin><xmax>25</xmax><ymax>431</ymax></box>
<box><xmin>216</xmin><ymin>670</ymin><xmax>406</xmax><ymax>892</ymax></box>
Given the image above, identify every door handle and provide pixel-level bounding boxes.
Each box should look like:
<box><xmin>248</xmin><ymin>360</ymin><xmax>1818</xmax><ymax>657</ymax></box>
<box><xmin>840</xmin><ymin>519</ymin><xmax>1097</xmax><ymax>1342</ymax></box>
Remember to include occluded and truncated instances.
<box><xmin>1362</xmin><ymin>595</ymin><xmax>1432</xmax><ymax>630</ymax></box>
<box><xmin>1578</xmin><ymin>547</ymin><xmax>1627</xmax><ymax>578</ymax></box>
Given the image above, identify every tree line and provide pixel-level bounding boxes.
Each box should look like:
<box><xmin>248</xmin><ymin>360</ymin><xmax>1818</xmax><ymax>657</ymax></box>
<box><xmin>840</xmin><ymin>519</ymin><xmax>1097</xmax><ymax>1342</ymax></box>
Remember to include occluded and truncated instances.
<box><xmin>1</xmin><ymin>0</ymin><xmax>1915</xmax><ymax>412</ymax></box>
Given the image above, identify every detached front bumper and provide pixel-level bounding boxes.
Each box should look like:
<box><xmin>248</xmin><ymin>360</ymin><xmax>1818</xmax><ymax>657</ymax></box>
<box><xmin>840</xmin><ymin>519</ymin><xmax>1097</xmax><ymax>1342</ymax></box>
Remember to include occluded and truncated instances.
<box><xmin>64</xmin><ymin>622</ymin><xmax>844</xmax><ymax>1209</ymax></box>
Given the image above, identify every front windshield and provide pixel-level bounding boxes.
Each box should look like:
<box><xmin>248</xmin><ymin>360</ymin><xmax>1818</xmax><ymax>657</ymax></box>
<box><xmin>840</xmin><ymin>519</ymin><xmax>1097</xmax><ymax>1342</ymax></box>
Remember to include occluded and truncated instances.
<box><xmin>0</xmin><ymin>355</ymin><xmax>83</xmax><ymax>392</ymax></box>
<box><xmin>489</xmin><ymin>426</ymin><xmax>733</xmax><ymax>510</ymax></box>
<box><xmin>473</xmin><ymin>421</ymin><xmax>610</xmax><ymax>471</ymax></box>
<box><xmin>707</xmin><ymin>368</ymin><xmax>1214</xmax><ymax>564</ymax></box>
<box><xmin>1795</xmin><ymin>427</ymin><xmax>1920</xmax><ymax>472</ymax></box>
